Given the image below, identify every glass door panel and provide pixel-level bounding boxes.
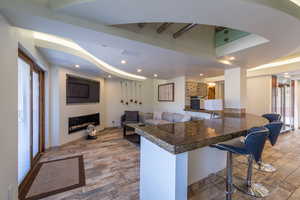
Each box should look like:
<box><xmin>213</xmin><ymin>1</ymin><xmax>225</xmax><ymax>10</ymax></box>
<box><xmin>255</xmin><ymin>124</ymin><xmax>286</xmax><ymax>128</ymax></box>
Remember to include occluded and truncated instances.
<box><xmin>32</xmin><ymin>71</ymin><xmax>40</xmax><ymax>158</ymax></box>
<box><xmin>18</xmin><ymin>51</ymin><xmax>45</xmax><ymax>188</ymax></box>
<box><xmin>18</xmin><ymin>58</ymin><xmax>31</xmax><ymax>184</ymax></box>
<box><xmin>275</xmin><ymin>77</ymin><xmax>294</xmax><ymax>131</ymax></box>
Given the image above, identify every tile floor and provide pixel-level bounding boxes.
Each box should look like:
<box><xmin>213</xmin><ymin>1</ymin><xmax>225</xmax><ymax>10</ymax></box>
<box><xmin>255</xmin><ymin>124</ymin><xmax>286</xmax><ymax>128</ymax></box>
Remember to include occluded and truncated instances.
<box><xmin>39</xmin><ymin>128</ymin><xmax>300</xmax><ymax>200</ymax></box>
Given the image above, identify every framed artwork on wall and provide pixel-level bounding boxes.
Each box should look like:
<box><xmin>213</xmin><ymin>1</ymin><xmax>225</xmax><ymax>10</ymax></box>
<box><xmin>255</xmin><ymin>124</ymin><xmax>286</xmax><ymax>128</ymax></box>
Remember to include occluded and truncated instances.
<box><xmin>158</xmin><ymin>83</ymin><xmax>175</xmax><ymax>102</ymax></box>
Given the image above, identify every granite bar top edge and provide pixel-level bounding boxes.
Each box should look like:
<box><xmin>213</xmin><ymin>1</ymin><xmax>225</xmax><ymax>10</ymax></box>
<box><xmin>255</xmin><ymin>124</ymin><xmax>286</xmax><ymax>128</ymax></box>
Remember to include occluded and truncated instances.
<box><xmin>132</xmin><ymin>113</ymin><xmax>268</xmax><ymax>155</ymax></box>
<box><xmin>135</xmin><ymin>128</ymin><xmax>176</xmax><ymax>154</ymax></box>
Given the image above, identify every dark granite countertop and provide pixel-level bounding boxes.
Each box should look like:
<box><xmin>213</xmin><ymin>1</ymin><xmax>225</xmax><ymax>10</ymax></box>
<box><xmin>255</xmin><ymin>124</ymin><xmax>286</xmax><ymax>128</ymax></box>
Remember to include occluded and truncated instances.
<box><xmin>132</xmin><ymin>113</ymin><xmax>268</xmax><ymax>154</ymax></box>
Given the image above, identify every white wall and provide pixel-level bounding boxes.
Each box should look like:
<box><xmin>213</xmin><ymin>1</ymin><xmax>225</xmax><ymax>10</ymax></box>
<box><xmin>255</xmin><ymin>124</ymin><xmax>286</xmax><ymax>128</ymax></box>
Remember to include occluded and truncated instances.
<box><xmin>246</xmin><ymin>76</ymin><xmax>272</xmax><ymax>115</ymax></box>
<box><xmin>50</xmin><ymin>66</ymin><xmax>105</xmax><ymax>146</ymax></box>
<box><xmin>153</xmin><ymin>76</ymin><xmax>186</xmax><ymax>114</ymax></box>
<box><xmin>104</xmin><ymin>78</ymin><xmax>154</xmax><ymax>127</ymax></box>
<box><xmin>224</xmin><ymin>67</ymin><xmax>247</xmax><ymax>109</ymax></box>
<box><xmin>0</xmin><ymin>15</ymin><xmax>18</xmax><ymax>200</ymax></box>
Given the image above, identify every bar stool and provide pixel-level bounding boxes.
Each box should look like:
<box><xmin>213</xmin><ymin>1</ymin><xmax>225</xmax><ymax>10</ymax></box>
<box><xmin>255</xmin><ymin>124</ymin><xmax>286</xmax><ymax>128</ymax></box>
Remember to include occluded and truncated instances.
<box><xmin>262</xmin><ymin>113</ymin><xmax>281</xmax><ymax>123</ymax></box>
<box><xmin>254</xmin><ymin>121</ymin><xmax>283</xmax><ymax>172</ymax></box>
<box><xmin>211</xmin><ymin>127</ymin><xmax>269</xmax><ymax>200</ymax></box>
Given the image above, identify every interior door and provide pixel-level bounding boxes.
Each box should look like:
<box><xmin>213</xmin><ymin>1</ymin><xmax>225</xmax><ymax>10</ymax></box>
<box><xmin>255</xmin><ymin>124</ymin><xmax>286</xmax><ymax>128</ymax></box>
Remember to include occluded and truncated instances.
<box><xmin>274</xmin><ymin>77</ymin><xmax>295</xmax><ymax>131</ymax></box>
<box><xmin>18</xmin><ymin>50</ymin><xmax>45</xmax><ymax>186</ymax></box>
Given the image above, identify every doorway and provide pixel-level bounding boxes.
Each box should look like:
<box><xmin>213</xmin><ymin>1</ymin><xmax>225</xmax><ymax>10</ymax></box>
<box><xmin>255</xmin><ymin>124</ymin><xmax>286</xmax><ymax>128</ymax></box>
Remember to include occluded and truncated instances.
<box><xmin>18</xmin><ymin>50</ymin><xmax>45</xmax><ymax>190</ymax></box>
<box><xmin>272</xmin><ymin>76</ymin><xmax>295</xmax><ymax>131</ymax></box>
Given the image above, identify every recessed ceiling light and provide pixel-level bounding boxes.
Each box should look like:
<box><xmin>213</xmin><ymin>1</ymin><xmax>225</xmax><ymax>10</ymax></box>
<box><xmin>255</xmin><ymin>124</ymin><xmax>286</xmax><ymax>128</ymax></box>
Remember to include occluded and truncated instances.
<box><xmin>153</xmin><ymin>74</ymin><xmax>158</xmax><ymax>77</ymax></box>
<box><xmin>219</xmin><ymin>60</ymin><xmax>232</xmax><ymax>65</ymax></box>
<box><xmin>137</xmin><ymin>69</ymin><xmax>142</xmax><ymax>73</ymax></box>
<box><xmin>290</xmin><ymin>0</ymin><xmax>300</xmax><ymax>6</ymax></box>
<box><xmin>121</xmin><ymin>60</ymin><xmax>127</xmax><ymax>64</ymax></box>
<box><xmin>199</xmin><ymin>73</ymin><xmax>204</xmax><ymax>76</ymax></box>
<box><xmin>228</xmin><ymin>56</ymin><xmax>235</xmax><ymax>61</ymax></box>
<box><xmin>284</xmin><ymin>72</ymin><xmax>289</xmax><ymax>75</ymax></box>
<box><xmin>75</xmin><ymin>64</ymin><xmax>80</xmax><ymax>68</ymax></box>
<box><xmin>108</xmin><ymin>75</ymin><xmax>112</xmax><ymax>78</ymax></box>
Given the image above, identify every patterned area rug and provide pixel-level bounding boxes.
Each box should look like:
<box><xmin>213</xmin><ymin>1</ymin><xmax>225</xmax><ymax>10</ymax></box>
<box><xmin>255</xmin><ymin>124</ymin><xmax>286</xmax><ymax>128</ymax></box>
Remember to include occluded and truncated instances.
<box><xmin>21</xmin><ymin>155</ymin><xmax>85</xmax><ymax>200</ymax></box>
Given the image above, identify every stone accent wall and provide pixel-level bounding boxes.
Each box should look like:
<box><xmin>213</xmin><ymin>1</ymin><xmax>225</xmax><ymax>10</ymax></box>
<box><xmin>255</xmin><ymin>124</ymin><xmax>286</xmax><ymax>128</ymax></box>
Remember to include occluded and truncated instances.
<box><xmin>186</xmin><ymin>81</ymin><xmax>207</xmax><ymax>97</ymax></box>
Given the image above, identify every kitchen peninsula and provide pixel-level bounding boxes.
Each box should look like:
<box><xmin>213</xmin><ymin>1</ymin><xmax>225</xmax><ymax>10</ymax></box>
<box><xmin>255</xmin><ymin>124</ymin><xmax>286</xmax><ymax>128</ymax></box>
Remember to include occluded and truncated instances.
<box><xmin>133</xmin><ymin>113</ymin><xmax>268</xmax><ymax>200</ymax></box>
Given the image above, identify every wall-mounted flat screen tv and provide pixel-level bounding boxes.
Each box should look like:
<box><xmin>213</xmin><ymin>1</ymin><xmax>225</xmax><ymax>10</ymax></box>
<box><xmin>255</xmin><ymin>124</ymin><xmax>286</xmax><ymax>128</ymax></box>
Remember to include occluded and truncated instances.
<box><xmin>66</xmin><ymin>75</ymin><xmax>100</xmax><ymax>104</ymax></box>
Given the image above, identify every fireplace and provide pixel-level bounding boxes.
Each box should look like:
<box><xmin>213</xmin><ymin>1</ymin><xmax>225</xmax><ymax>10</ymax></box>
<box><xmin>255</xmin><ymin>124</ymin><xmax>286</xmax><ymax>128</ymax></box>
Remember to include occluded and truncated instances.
<box><xmin>68</xmin><ymin>113</ymin><xmax>100</xmax><ymax>134</ymax></box>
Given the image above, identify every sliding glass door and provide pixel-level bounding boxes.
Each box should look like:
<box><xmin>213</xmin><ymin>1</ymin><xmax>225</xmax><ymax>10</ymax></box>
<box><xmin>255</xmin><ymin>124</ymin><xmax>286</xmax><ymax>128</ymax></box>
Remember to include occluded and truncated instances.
<box><xmin>272</xmin><ymin>76</ymin><xmax>295</xmax><ymax>131</ymax></box>
<box><xmin>18</xmin><ymin>57</ymin><xmax>31</xmax><ymax>184</ymax></box>
<box><xmin>18</xmin><ymin>50</ymin><xmax>45</xmax><ymax>185</ymax></box>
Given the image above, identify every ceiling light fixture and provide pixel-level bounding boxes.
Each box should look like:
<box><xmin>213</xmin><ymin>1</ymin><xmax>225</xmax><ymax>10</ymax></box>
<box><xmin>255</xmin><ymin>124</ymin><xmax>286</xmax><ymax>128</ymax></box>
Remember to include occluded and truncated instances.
<box><xmin>33</xmin><ymin>32</ymin><xmax>146</xmax><ymax>80</ymax></box>
<box><xmin>153</xmin><ymin>74</ymin><xmax>158</xmax><ymax>77</ymax></box>
<box><xmin>75</xmin><ymin>64</ymin><xmax>80</xmax><ymax>68</ymax></box>
<box><xmin>208</xmin><ymin>82</ymin><xmax>216</xmax><ymax>87</ymax></box>
<box><xmin>199</xmin><ymin>73</ymin><xmax>204</xmax><ymax>76</ymax></box>
<box><xmin>219</xmin><ymin>60</ymin><xmax>232</xmax><ymax>65</ymax></box>
<box><xmin>228</xmin><ymin>56</ymin><xmax>235</xmax><ymax>61</ymax></box>
<box><xmin>137</xmin><ymin>69</ymin><xmax>142</xmax><ymax>73</ymax></box>
<box><xmin>108</xmin><ymin>75</ymin><xmax>112</xmax><ymax>78</ymax></box>
<box><xmin>289</xmin><ymin>0</ymin><xmax>300</xmax><ymax>6</ymax></box>
<box><xmin>284</xmin><ymin>72</ymin><xmax>289</xmax><ymax>75</ymax></box>
<box><xmin>248</xmin><ymin>56</ymin><xmax>300</xmax><ymax>71</ymax></box>
<box><xmin>121</xmin><ymin>60</ymin><xmax>127</xmax><ymax>64</ymax></box>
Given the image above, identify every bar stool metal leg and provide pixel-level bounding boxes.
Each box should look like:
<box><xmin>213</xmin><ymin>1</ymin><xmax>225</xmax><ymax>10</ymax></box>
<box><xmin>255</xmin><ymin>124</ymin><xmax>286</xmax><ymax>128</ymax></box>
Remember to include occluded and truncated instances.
<box><xmin>235</xmin><ymin>155</ymin><xmax>270</xmax><ymax>198</ymax></box>
<box><xmin>226</xmin><ymin>152</ymin><xmax>234</xmax><ymax>200</ymax></box>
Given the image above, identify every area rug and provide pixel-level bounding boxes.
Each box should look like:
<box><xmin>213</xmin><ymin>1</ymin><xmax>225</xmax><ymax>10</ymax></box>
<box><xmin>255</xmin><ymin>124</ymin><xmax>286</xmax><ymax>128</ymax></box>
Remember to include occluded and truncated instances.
<box><xmin>21</xmin><ymin>155</ymin><xmax>86</xmax><ymax>200</ymax></box>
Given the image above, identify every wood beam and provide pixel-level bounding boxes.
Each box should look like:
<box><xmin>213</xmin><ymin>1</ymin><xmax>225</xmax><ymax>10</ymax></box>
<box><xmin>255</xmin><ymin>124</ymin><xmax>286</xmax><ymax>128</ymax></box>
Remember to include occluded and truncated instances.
<box><xmin>173</xmin><ymin>23</ymin><xmax>197</xmax><ymax>39</ymax></box>
<box><xmin>156</xmin><ymin>23</ymin><xmax>173</xmax><ymax>34</ymax></box>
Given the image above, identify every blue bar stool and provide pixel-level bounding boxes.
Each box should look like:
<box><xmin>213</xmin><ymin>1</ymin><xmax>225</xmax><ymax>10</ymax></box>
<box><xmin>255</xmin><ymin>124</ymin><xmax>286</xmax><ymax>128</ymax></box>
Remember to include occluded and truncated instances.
<box><xmin>254</xmin><ymin>121</ymin><xmax>283</xmax><ymax>172</ymax></box>
<box><xmin>262</xmin><ymin>113</ymin><xmax>281</xmax><ymax>123</ymax></box>
<box><xmin>211</xmin><ymin>127</ymin><xmax>270</xmax><ymax>199</ymax></box>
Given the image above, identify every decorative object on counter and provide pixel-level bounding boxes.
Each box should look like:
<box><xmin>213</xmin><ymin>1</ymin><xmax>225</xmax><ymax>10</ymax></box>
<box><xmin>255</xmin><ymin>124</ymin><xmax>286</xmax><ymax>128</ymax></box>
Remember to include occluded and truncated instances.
<box><xmin>158</xmin><ymin>82</ymin><xmax>174</xmax><ymax>102</ymax></box>
<box><xmin>120</xmin><ymin>81</ymin><xmax>124</xmax><ymax>104</ymax></box>
<box><xmin>86</xmin><ymin>124</ymin><xmax>97</xmax><ymax>140</ymax></box>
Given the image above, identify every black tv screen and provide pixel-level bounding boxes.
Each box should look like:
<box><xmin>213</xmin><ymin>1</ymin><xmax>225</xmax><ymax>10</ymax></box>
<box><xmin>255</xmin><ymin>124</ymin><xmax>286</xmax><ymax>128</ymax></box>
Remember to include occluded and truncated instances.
<box><xmin>66</xmin><ymin>75</ymin><xmax>100</xmax><ymax>104</ymax></box>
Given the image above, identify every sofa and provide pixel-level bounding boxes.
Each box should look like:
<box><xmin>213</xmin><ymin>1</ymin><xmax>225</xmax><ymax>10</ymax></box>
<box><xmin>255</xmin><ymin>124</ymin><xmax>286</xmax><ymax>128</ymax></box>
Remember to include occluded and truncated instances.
<box><xmin>142</xmin><ymin>111</ymin><xmax>191</xmax><ymax>125</ymax></box>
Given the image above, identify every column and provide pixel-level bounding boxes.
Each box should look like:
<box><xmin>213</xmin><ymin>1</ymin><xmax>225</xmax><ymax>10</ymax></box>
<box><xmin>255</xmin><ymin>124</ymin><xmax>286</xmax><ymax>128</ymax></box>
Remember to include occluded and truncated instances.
<box><xmin>140</xmin><ymin>137</ymin><xmax>188</xmax><ymax>200</ymax></box>
<box><xmin>224</xmin><ymin>67</ymin><xmax>247</xmax><ymax>113</ymax></box>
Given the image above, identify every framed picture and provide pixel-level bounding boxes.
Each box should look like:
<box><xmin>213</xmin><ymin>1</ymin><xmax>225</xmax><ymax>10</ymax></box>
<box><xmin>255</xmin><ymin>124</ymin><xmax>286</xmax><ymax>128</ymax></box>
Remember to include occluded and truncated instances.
<box><xmin>158</xmin><ymin>83</ymin><xmax>174</xmax><ymax>102</ymax></box>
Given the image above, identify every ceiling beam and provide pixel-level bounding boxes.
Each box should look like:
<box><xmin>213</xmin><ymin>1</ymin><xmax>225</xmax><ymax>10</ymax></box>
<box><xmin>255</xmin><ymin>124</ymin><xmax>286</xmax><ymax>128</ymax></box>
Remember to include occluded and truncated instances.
<box><xmin>173</xmin><ymin>23</ymin><xmax>197</xmax><ymax>39</ymax></box>
<box><xmin>156</xmin><ymin>23</ymin><xmax>173</xmax><ymax>34</ymax></box>
<box><xmin>48</xmin><ymin>0</ymin><xmax>97</xmax><ymax>10</ymax></box>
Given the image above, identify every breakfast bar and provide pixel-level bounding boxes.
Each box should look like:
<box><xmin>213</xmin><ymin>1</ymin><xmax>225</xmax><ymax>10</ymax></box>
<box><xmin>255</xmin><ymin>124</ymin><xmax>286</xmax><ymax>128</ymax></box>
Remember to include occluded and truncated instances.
<box><xmin>133</xmin><ymin>113</ymin><xmax>268</xmax><ymax>200</ymax></box>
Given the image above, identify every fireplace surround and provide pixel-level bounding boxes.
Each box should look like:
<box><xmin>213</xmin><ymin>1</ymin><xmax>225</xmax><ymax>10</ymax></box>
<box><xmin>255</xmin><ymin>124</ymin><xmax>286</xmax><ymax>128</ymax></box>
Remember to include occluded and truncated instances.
<box><xmin>68</xmin><ymin>113</ymin><xmax>100</xmax><ymax>134</ymax></box>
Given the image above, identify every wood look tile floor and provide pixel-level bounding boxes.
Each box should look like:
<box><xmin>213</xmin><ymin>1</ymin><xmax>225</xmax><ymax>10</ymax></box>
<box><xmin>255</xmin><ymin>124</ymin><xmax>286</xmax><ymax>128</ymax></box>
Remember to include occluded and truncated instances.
<box><xmin>39</xmin><ymin>129</ymin><xmax>300</xmax><ymax>200</ymax></box>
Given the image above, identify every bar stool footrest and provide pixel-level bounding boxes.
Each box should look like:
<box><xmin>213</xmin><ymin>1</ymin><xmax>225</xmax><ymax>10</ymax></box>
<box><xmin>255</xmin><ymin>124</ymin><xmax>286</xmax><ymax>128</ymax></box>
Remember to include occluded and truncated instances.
<box><xmin>234</xmin><ymin>179</ymin><xmax>269</xmax><ymax>198</ymax></box>
<box><xmin>254</xmin><ymin>162</ymin><xmax>277</xmax><ymax>173</ymax></box>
